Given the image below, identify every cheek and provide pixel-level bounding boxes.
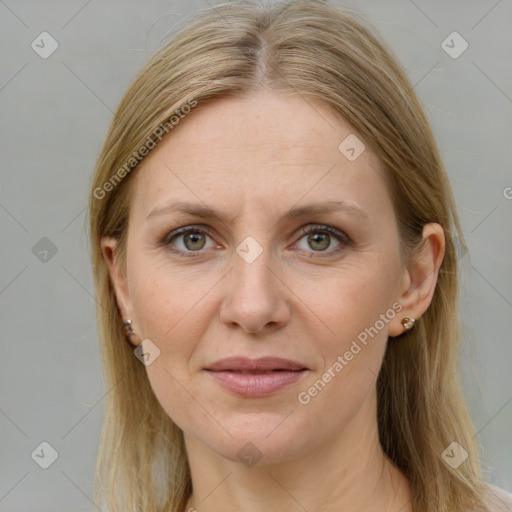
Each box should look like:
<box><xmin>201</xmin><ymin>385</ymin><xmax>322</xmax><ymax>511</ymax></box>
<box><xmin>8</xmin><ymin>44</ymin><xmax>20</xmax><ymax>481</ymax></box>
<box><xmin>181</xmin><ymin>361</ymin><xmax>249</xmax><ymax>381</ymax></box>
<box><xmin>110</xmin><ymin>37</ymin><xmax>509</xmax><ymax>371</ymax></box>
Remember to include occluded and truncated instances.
<box><xmin>128</xmin><ymin>251</ymin><xmax>219</xmax><ymax>350</ymax></box>
<box><xmin>294</xmin><ymin>273</ymin><xmax>395</xmax><ymax>426</ymax></box>
<box><xmin>130</xmin><ymin>289</ymin><xmax>203</xmax><ymax>433</ymax></box>
<box><xmin>127</xmin><ymin>256</ymin><xmax>222</xmax><ymax>429</ymax></box>
<box><xmin>299</xmin><ymin>255</ymin><xmax>401</xmax><ymax>351</ymax></box>
<box><xmin>293</xmin><ymin>253</ymin><xmax>401</xmax><ymax>401</ymax></box>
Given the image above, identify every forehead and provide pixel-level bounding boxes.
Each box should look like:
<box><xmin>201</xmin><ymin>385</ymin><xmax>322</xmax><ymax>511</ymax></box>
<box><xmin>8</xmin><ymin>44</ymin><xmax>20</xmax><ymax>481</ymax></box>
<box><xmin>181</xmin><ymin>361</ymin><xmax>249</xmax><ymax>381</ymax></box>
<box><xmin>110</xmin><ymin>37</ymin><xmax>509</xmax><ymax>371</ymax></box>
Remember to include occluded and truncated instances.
<box><xmin>130</xmin><ymin>91</ymin><xmax>390</xmax><ymax>221</ymax></box>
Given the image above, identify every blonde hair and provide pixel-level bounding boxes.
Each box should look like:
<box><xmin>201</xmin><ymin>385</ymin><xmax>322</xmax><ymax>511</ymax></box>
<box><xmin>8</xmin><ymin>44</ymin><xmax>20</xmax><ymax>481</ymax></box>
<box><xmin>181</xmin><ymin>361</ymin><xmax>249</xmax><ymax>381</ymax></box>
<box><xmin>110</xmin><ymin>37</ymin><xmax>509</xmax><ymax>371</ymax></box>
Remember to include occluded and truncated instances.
<box><xmin>88</xmin><ymin>1</ymin><xmax>505</xmax><ymax>510</ymax></box>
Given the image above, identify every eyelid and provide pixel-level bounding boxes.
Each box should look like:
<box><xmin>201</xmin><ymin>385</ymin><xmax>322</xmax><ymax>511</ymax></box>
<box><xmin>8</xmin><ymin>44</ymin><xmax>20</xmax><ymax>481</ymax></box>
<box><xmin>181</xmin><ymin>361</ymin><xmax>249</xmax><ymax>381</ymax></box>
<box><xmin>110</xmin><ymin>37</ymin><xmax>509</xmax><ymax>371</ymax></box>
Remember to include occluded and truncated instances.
<box><xmin>162</xmin><ymin>224</ymin><xmax>217</xmax><ymax>245</ymax></box>
<box><xmin>295</xmin><ymin>224</ymin><xmax>352</xmax><ymax>245</ymax></box>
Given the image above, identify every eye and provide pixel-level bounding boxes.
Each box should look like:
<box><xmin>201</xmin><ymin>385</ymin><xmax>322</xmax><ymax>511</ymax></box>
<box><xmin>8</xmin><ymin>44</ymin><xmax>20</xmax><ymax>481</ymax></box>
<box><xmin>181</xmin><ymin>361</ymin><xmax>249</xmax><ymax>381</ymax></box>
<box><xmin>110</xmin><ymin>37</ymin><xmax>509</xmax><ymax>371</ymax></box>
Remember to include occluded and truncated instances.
<box><xmin>163</xmin><ymin>226</ymin><xmax>218</xmax><ymax>257</ymax></box>
<box><xmin>293</xmin><ymin>225</ymin><xmax>351</xmax><ymax>256</ymax></box>
<box><xmin>162</xmin><ymin>224</ymin><xmax>351</xmax><ymax>259</ymax></box>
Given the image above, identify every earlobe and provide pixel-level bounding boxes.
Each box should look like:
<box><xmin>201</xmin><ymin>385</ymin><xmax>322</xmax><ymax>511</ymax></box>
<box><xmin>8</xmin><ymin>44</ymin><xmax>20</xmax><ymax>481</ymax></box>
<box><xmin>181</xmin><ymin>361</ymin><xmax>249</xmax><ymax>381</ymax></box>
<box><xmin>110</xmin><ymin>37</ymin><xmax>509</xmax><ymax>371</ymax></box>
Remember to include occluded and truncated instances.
<box><xmin>122</xmin><ymin>319</ymin><xmax>142</xmax><ymax>348</ymax></box>
<box><xmin>388</xmin><ymin>223</ymin><xmax>445</xmax><ymax>338</ymax></box>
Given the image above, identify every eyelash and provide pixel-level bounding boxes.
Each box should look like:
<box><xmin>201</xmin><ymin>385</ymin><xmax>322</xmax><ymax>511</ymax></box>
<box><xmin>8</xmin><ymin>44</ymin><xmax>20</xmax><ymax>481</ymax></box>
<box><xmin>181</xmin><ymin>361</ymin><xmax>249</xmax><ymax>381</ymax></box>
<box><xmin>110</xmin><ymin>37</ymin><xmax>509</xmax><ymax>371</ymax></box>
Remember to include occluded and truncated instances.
<box><xmin>162</xmin><ymin>224</ymin><xmax>352</xmax><ymax>259</ymax></box>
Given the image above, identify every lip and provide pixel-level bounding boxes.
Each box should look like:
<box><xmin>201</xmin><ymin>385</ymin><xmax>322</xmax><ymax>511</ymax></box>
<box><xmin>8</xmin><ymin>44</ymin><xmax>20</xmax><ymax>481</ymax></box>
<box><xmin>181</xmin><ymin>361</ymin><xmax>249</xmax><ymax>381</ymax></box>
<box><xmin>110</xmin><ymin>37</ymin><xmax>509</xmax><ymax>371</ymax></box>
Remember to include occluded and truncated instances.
<box><xmin>205</xmin><ymin>356</ymin><xmax>308</xmax><ymax>372</ymax></box>
<box><xmin>204</xmin><ymin>357</ymin><xmax>309</xmax><ymax>398</ymax></box>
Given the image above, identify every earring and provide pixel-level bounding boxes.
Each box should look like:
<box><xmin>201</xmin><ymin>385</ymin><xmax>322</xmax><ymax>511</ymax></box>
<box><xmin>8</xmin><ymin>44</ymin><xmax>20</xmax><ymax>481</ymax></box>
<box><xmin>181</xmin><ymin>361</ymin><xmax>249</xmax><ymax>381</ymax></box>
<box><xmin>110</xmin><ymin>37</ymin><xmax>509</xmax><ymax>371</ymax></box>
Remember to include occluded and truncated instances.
<box><xmin>401</xmin><ymin>317</ymin><xmax>416</xmax><ymax>331</ymax></box>
<box><xmin>123</xmin><ymin>319</ymin><xmax>141</xmax><ymax>347</ymax></box>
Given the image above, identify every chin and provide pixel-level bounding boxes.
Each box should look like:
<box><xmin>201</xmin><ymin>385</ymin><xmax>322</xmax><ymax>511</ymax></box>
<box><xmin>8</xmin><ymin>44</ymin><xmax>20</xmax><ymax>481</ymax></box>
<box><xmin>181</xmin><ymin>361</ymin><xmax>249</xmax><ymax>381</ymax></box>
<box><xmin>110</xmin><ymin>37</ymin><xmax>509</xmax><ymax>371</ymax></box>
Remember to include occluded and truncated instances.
<box><xmin>190</xmin><ymin>411</ymin><xmax>319</xmax><ymax>467</ymax></box>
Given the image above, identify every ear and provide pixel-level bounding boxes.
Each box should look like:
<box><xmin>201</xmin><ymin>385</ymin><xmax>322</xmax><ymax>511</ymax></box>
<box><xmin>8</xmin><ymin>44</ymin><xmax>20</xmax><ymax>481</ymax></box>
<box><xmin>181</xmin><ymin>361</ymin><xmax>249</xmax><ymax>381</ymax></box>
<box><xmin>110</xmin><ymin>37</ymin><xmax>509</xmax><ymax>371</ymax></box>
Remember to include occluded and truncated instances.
<box><xmin>100</xmin><ymin>236</ymin><xmax>139</xmax><ymax>342</ymax></box>
<box><xmin>388</xmin><ymin>223</ymin><xmax>446</xmax><ymax>337</ymax></box>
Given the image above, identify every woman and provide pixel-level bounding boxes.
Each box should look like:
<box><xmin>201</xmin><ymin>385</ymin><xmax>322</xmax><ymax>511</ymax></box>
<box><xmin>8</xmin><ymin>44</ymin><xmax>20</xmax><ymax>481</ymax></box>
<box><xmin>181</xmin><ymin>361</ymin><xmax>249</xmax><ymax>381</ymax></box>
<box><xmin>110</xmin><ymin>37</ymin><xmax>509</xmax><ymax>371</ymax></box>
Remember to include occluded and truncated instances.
<box><xmin>88</xmin><ymin>1</ymin><xmax>512</xmax><ymax>511</ymax></box>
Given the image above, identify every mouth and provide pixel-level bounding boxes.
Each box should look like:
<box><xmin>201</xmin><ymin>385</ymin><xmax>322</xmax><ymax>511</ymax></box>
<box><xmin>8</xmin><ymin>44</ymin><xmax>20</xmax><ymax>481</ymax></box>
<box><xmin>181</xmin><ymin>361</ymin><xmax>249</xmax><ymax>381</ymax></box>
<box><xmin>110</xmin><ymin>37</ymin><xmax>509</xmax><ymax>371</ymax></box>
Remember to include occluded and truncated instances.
<box><xmin>203</xmin><ymin>357</ymin><xmax>309</xmax><ymax>398</ymax></box>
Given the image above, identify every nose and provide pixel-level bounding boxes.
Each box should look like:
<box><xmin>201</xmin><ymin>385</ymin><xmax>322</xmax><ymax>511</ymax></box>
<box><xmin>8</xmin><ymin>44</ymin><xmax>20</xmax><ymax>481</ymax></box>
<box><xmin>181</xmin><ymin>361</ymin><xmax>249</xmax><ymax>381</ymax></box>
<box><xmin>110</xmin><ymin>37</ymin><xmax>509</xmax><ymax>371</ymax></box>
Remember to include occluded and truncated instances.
<box><xmin>219</xmin><ymin>244</ymin><xmax>291</xmax><ymax>335</ymax></box>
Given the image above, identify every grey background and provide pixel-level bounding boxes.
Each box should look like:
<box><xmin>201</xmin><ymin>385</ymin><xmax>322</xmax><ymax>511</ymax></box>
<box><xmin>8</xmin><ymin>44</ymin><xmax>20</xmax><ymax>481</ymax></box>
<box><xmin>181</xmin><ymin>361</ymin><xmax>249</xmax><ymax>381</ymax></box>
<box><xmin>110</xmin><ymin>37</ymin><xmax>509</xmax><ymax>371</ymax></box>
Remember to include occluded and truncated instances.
<box><xmin>1</xmin><ymin>0</ymin><xmax>511</xmax><ymax>510</ymax></box>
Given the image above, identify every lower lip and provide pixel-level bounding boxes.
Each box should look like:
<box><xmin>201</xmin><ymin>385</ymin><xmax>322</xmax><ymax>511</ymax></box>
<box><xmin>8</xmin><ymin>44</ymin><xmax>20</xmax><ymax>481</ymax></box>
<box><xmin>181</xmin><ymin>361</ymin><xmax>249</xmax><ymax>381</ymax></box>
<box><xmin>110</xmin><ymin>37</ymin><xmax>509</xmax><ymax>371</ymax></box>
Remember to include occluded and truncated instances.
<box><xmin>205</xmin><ymin>370</ymin><xmax>307</xmax><ymax>398</ymax></box>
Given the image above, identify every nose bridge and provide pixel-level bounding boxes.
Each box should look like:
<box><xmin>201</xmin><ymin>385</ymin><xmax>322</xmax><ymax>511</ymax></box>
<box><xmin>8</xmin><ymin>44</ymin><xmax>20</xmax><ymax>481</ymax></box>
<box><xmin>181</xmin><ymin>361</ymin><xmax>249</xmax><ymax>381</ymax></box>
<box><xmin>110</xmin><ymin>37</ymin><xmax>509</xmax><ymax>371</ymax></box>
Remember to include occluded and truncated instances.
<box><xmin>231</xmin><ymin>234</ymin><xmax>276</xmax><ymax>297</ymax></box>
<box><xmin>220</xmin><ymin>233</ymin><xmax>289</xmax><ymax>332</ymax></box>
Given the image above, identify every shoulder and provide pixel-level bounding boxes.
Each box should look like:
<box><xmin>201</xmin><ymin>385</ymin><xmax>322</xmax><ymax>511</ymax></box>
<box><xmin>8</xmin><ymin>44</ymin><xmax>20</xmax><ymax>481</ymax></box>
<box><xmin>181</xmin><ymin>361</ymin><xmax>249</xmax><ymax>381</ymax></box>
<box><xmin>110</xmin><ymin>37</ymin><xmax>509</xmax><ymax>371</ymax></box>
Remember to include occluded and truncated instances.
<box><xmin>483</xmin><ymin>484</ymin><xmax>512</xmax><ymax>510</ymax></box>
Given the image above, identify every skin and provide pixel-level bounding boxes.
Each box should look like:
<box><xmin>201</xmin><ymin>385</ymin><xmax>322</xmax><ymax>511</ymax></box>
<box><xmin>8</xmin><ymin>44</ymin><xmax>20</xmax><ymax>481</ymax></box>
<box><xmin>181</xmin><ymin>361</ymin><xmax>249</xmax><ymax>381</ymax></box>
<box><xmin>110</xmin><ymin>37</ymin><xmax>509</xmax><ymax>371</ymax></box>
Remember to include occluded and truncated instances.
<box><xmin>101</xmin><ymin>90</ymin><xmax>445</xmax><ymax>512</ymax></box>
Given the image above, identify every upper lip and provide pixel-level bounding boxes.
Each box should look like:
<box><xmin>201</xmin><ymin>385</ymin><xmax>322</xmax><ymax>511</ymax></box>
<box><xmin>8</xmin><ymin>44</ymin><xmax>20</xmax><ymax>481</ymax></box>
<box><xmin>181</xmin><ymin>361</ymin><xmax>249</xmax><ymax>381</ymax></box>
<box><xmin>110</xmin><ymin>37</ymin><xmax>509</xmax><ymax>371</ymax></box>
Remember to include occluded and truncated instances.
<box><xmin>204</xmin><ymin>356</ymin><xmax>308</xmax><ymax>372</ymax></box>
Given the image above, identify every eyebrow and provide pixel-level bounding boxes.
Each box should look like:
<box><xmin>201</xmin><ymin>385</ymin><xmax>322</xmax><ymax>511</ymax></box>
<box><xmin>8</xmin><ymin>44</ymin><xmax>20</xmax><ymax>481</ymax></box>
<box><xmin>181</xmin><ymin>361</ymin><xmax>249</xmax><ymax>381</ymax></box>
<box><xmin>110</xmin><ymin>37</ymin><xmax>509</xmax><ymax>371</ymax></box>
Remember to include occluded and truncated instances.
<box><xmin>146</xmin><ymin>200</ymin><xmax>369</xmax><ymax>223</ymax></box>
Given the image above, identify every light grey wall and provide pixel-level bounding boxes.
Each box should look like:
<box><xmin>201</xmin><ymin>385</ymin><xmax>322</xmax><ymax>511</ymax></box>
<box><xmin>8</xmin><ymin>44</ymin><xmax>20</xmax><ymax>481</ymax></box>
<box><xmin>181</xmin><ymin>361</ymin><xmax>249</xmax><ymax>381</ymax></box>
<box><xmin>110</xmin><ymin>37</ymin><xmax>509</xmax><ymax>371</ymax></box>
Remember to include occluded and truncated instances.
<box><xmin>1</xmin><ymin>0</ymin><xmax>511</xmax><ymax>509</ymax></box>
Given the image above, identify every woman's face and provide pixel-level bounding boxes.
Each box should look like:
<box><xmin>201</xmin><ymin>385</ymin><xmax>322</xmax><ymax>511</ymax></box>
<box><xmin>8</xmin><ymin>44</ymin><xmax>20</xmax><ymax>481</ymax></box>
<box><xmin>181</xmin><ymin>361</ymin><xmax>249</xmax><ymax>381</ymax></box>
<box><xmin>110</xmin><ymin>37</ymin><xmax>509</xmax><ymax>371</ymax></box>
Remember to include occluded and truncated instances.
<box><xmin>104</xmin><ymin>91</ymin><xmax>422</xmax><ymax>464</ymax></box>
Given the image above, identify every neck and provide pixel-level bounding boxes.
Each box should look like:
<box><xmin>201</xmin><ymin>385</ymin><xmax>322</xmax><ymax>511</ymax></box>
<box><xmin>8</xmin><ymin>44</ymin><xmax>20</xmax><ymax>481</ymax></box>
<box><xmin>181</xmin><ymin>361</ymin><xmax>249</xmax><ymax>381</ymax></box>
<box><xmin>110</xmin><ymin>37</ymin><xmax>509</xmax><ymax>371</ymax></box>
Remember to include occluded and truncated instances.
<box><xmin>182</xmin><ymin>390</ymin><xmax>411</xmax><ymax>512</ymax></box>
